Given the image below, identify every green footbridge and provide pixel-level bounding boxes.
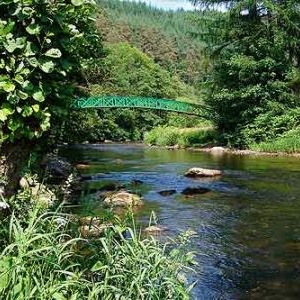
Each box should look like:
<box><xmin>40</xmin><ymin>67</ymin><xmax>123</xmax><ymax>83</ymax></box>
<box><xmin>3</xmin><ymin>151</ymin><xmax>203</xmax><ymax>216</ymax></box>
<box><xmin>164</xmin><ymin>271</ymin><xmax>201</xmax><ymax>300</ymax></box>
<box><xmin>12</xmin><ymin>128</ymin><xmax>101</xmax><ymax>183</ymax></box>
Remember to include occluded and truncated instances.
<box><xmin>73</xmin><ymin>96</ymin><xmax>209</xmax><ymax>117</ymax></box>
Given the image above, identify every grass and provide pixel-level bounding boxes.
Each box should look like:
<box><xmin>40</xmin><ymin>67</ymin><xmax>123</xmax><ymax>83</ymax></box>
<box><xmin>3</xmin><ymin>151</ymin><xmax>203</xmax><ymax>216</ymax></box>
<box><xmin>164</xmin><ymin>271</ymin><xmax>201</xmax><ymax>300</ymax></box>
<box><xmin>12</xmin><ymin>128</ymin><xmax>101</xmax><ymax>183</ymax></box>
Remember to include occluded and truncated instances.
<box><xmin>250</xmin><ymin>127</ymin><xmax>300</xmax><ymax>153</ymax></box>
<box><xmin>0</xmin><ymin>205</ymin><xmax>194</xmax><ymax>299</ymax></box>
<box><xmin>144</xmin><ymin>126</ymin><xmax>216</xmax><ymax>148</ymax></box>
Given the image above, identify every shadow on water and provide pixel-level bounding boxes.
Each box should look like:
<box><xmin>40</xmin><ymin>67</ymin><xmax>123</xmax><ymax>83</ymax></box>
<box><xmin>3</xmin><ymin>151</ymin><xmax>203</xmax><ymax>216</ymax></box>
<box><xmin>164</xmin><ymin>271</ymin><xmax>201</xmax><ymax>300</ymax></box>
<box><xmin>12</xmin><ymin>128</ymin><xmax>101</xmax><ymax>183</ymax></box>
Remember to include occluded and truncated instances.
<box><xmin>59</xmin><ymin>144</ymin><xmax>300</xmax><ymax>299</ymax></box>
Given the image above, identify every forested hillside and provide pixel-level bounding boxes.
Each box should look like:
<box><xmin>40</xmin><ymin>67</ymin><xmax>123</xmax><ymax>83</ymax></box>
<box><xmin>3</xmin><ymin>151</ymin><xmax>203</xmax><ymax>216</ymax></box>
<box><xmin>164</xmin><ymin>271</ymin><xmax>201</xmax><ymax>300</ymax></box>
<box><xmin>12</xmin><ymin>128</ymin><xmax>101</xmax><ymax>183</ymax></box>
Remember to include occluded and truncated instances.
<box><xmin>65</xmin><ymin>0</ymin><xmax>208</xmax><ymax>143</ymax></box>
<box><xmin>96</xmin><ymin>0</ymin><xmax>208</xmax><ymax>87</ymax></box>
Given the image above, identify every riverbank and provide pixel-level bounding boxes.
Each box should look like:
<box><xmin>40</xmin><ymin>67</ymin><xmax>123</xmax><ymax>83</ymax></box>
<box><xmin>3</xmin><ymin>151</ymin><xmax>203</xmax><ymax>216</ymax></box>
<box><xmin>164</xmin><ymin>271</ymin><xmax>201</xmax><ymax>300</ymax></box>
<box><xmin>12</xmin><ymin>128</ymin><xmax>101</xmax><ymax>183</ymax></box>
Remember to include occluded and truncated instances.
<box><xmin>144</xmin><ymin>126</ymin><xmax>300</xmax><ymax>157</ymax></box>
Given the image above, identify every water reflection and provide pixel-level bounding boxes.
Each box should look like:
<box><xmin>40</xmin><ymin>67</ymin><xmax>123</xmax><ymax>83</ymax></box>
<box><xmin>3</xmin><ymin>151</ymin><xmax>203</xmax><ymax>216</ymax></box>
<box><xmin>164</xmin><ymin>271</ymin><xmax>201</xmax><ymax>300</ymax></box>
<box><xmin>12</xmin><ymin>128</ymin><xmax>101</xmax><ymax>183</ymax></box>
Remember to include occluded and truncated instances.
<box><xmin>60</xmin><ymin>144</ymin><xmax>300</xmax><ymax>299</ymax></box>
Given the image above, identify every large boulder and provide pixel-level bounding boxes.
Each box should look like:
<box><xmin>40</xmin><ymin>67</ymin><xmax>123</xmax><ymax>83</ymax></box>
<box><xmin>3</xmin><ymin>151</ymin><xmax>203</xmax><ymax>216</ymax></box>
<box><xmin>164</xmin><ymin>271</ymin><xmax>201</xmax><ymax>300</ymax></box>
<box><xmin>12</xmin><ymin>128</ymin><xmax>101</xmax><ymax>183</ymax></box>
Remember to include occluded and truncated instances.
<box><xmin>103</xmin><ymin>191</ymin><xmax>143</xmax><ymax>208</ymax></box>
<box><xmin>185</xmin><ymin>167</ymin><xmax>222</xmax><ymax>178</ymax></box>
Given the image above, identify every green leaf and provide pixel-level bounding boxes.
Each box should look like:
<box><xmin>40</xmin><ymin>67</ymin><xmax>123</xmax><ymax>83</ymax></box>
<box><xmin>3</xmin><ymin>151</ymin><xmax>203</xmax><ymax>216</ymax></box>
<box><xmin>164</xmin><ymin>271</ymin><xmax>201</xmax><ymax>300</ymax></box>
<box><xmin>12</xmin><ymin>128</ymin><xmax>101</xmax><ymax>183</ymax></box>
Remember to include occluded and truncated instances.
<box><xmin>32</xmin><ymin>104</ymin><xmax>40</xmax><ymax>112</ymax></box>
<box><xmin>21</xmin><ymin>105</ymin><xmax>33</xmax><ymax>117</ymax></box>
<box><xmin>27</xmin><ymin>57</ymin><xmax>38</xmax><ymax>67</ymax></box>
<box><xmin>8</xmin><ymin>118</ymin><xmax>22</xmax><ymax>132</ymax></box>
<box><xmin>39</xmin><ymin>60</ymin><xmax>55</xmax><ymax>73</ymax></box>
<box><xmin>52</xmin><ymin>292</ymin><xmax>67</xmax><ymax>300</ymax></box>
<box><xmin>26</xmin><ymin>24</ymin><xmax>41</xmax><ymax>35</ymax></box>
<box><xmin>0</xmin><ymin>20</ymin><xmax>15</xmax><ymax>36</ymax></box>
<box><xmin>44</xmin><ymin>48</ymin><xmax>62</xmax><ymax>58</ymax></box>
<box><xmin>17</xmin><ymin>90</ymin><xmax>28</xmax><ymax>100</ymax></box>
<box><xmin>40</xmin><ymin>118</ymin><xmax>50</xmax><ymax>131</ymax></box>
<box><xmin>32</xmin><ymin>90</ymin><xmax>45</xmax><ymax>102</ymax></box>
<box><xmin>24</xmin><ymin>41</ymin><xmax>37</xmax><ymax>57</ymax></box>
<box><xmin>0</xmin><ymin>258</ymin><xmax>11</xmax><ymax>290</ymax></box>
<box><xmin>4</xmin><ymin>37</ymin><xmax>25</xmax><ymax>53</ymax></box>
<box><xmin>71</xmin><ymin>0</ymin><xmax>84</xmax><ymax>6</ymax></box>
<box><xmin>91</xmin><ymin>261</ymin><xmax>105</xmax><ymax>272</ymax></box>
<box><xmin>0</xmin><ymin>81</ymin><xmax>16</xmax><ymax>92</ymax></box>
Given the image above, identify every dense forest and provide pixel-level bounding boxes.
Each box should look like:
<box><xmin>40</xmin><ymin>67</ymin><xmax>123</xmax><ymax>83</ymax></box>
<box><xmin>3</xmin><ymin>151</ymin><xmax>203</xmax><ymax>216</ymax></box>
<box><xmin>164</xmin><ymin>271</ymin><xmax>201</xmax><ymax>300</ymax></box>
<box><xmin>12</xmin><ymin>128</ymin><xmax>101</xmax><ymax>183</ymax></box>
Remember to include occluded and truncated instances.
<box><xmin>64</xmin><ymin>0</ymin><xmax>209</xmax><ymax>143</ymax></box>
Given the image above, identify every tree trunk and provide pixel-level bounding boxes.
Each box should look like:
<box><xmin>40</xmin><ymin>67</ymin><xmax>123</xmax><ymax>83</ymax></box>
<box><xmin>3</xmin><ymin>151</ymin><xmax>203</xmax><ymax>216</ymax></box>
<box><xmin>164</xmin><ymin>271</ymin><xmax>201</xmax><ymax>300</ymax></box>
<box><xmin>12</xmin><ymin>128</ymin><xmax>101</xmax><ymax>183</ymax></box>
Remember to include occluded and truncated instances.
<box><xmin>0</xmin><ymin>141</ymin><xmax>33</xmax><ymax>197</ymax></box>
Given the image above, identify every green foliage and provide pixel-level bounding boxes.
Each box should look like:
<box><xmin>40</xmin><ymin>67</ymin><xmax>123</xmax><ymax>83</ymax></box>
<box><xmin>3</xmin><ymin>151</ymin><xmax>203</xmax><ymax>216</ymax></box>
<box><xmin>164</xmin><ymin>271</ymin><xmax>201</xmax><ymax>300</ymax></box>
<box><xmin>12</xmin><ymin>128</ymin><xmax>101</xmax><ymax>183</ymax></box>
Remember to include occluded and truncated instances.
<box><xmin>251</xmin><ymin>127</ymin><xmax>300</xmax><ymax>153</ymax></box>
<box><xmin>102</xmin><ymin>42</ymin><xmax>181</xmax><ymax>98</ymax></box>
<box><xmin>97</xmin><ymin>0</ymin><xmax>209</xmax><ymax>87</ymax></box>
<box><xmin>0</xmin><ymin>208</ymin><xmax>194</xmax><ymax>299</ymax></box>
<box><xmin>144</xmin><ymin>126</ymin><xmax>215</xmax><ymax>147</ymax></box>
<box><xmin>0</xmin><ymin>0</ymin><xmax>103</xmax><ymax>144</ymax></box>
<box><xmin>193</xmin><ymin>0</ymin><xmax>300</xmax><ymax>148</ymax></box>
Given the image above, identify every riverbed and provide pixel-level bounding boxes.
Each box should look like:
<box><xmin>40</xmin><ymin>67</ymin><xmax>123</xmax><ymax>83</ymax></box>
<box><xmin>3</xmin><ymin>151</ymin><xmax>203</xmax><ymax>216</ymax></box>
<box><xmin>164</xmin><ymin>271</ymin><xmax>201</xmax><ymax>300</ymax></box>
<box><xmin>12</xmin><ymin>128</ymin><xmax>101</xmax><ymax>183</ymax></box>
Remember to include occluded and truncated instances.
<box><xmin>60</xmin><ymin>143</ymin><xmax>300</xmax><ymax>299</ymax></box>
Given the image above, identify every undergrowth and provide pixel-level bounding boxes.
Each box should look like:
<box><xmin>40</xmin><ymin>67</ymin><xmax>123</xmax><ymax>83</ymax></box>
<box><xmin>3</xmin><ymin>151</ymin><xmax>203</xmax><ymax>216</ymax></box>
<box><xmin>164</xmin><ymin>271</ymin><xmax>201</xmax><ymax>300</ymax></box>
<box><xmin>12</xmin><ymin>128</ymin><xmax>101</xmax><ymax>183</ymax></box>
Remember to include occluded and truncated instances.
<box><xmin>0</xmin><ymin>204</ymin><xmax>195</xmax><ymax>299</ymax></box>
<box><xmin>250</xmin><ymin>127</ymin><xmax>300</xmax><ymax>153</ymax></box>
<box><xmin>144</xmin><ymin>126</ymin><xmax>216</xmax><ymax>147</ymax></box>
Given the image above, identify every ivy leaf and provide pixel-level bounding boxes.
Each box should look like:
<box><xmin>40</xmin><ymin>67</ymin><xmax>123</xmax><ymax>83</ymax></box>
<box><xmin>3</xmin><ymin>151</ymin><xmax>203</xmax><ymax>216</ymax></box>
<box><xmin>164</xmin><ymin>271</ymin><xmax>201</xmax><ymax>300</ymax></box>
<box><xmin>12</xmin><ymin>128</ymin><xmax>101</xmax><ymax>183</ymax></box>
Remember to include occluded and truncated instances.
<box><xmin>0</xmin><ymin>108</ymin><xmax>14</xmax><ymax>122</ymax></box>
<box><xmin>17</xmin><ymin>90</ymin><xmax>28</xmax><ymax>100</ymax></box>
<box><xmin>27</xmin><ymin>57</ymin><xmax>38</xmax><ymax>67</ymax></box>
<box><xmin>71</xmin><ymin>0</ymin><xmax>84</xmax><ymax>6</ymax></box>
<box><xmin>26</xmin><ymin>24</ymin><xmax>41</xmax><ymax>35</ymax></box>
<box><xmin>32</xmin><ymin>104</ymin><xmax>40</xmax><ymax>112</ymax></box>
<box><xmin>4</xmin><ymin>37</ymin><xmax>25</xmax><ymax>53</ymax></box>
<box><xmin>33</xmin><ymin>90</ymin><xmax>45</xmax><ymax>102</ymax></box>
<box><xmin>0</xmin><ymin>81</ymin><xmax>16</xmax><ymax>92</ymax></box>
<box><xmin>24</xmin><ymin>41</ymin><xmax>37</xmax><ymax>57</ymax></box>
<box><xmin>0</xmin><ymin>21</ymin><xmax>15</xmax><ymax>37</ymax></box>
<box><xmin>44</xmin><ymin>48</ymin><xmax>62</xmax><ymax>58</ymax></box>
<box><xmin>39</xmin><ymin>60</ymin><xmax>55</xmax><ymax>73</ymax></box>
<box><xmin>21</xmin><ymin>105</ymin><xmax>33</xmax><ymax>117</ymax></box>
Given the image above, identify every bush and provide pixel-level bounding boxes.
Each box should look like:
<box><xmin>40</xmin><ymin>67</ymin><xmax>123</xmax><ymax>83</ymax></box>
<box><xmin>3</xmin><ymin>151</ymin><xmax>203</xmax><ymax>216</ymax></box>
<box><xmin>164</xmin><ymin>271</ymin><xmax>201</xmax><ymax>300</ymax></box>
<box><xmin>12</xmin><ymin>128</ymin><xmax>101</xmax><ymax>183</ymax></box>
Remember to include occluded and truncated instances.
<box><xmin>144</xmin><ymin>126</ymin><xmax>216</xmax><ymax>147</ymax></box>
<box><xmin>0</xmin><ymin>208</ymin><xmax>194</xmax><ymax>299</ymax></box>
<box><xmin>250</xmin><ymin>127</ymin><xmax>300</xmax><ymax>153</ymax></box>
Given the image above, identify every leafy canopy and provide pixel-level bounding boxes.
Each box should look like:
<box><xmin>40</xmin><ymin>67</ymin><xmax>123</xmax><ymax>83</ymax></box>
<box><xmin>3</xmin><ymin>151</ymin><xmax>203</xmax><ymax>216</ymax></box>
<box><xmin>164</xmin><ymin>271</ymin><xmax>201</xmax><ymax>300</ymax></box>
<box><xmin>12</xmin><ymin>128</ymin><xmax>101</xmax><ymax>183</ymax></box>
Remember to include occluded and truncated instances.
<box><xmin>0</xmin><ymin>0</ymin><xmax>103</xmax><ymax>144</ymax></box>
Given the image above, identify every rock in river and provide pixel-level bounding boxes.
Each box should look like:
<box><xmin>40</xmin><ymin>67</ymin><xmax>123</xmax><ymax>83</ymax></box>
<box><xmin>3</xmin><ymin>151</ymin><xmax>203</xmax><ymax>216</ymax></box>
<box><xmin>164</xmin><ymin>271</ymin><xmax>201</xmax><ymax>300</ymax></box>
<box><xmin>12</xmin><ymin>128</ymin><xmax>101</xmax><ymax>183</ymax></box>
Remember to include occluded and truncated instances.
<box><xmin>103</xmin><ymin>191</ymin><xmax>143</xmax><ymax>207</ymax></box>
<box><xmin>181</xmin><ymin>187</ymin><xmax>211</xmax><ymax>196</ymax></box>
<box><xmin>158</xmin><ymin>189</ymin><xmax>177</xmax><ymax>196</ymax></box>
<box><xmin>185</xmin><ymin>167</ymin><xmax>222</xmax><ymax>178</ymax></box>
<box><xmin>143</xmin><ymin>225</ymin><xmax>168</xmax><ymax>235</ymax></box>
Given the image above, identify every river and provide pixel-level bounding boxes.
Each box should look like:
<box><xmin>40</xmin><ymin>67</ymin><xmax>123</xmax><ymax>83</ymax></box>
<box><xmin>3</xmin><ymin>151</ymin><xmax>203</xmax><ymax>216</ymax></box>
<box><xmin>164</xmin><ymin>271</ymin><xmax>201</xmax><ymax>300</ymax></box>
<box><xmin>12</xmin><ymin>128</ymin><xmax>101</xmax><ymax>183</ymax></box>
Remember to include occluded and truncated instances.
<box><xmin>60</xmin><ymin>143</ymin><xmax>300</xmax><ymax>299</ymax></box>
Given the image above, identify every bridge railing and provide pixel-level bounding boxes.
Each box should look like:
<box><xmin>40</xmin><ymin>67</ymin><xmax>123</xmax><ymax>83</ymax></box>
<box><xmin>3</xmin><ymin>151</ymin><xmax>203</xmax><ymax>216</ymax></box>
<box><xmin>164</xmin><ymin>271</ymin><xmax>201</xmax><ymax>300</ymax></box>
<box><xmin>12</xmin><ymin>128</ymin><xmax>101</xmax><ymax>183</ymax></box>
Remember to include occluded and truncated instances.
<box><xmin>72</xmin><ymin>95</ymin><xmax>211</xmax><ymax>117</ymax></box>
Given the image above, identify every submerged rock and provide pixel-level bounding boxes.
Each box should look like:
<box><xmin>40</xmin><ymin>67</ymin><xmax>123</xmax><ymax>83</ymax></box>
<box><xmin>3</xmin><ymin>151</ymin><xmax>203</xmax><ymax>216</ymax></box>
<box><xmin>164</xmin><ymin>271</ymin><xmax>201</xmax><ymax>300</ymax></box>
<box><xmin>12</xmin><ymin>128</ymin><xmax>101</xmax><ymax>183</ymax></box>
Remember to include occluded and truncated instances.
<box><xmin>130</xmin><ymin>179</ymin><xmax>144</xmax><ymax>186</ymax></box>
<box><xmin>185</xmin><ymin>167</ymin><xmax>222</xmax><ymax>178</ymax></box>
<box><xmin>103</xmin><ymin>191</ymin><xmax>143</xmax><ymax>207</ymax></box>
<box><xmin>143</xmin><ymin>225</ymin><xmax>168</xmax><ymax>235</ymax></box>
<box><xmin>181</xmin><ymin>187</ymin><xmax>211</xmax><ymax>196</ymax></box>
<box><xmin>158</xmin><ymin>189</ymin><xmax>177</xmax><ymax>196</ymax></box>
<box><xmin>210</xmin><ymin>147</ymin><xmax>227</xmax><ymax>155</ymax></box>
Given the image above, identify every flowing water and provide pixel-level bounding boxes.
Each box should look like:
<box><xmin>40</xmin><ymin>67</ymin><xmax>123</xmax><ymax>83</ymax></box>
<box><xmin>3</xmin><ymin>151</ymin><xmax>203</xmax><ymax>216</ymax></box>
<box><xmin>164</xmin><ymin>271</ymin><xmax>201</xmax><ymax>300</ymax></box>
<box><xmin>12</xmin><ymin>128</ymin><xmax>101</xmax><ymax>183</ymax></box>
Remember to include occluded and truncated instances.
<box><xmin>60</xmin><ymin>144</ymin><xmax>300</xmax><ymax>299</ymax></box>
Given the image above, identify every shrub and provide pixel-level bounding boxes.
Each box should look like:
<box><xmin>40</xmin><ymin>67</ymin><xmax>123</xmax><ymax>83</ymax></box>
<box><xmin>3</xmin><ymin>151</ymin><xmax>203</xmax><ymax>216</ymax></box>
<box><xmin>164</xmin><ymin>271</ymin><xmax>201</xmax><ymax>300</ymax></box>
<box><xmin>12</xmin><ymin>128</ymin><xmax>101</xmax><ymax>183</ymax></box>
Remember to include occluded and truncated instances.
<box><xmin>144</xmin><ymin>126</ymin><xmax>216</xmax><ymax>147</ymax></box>
<box><xmin>0</xmin><ymin>208</ymin><xmax>194</xmax><ymax>299</ymax></box>
<box><xmin>250</xmin><ymin>127</ymin><xmax>300</xmax><ymax>153</ymax></box>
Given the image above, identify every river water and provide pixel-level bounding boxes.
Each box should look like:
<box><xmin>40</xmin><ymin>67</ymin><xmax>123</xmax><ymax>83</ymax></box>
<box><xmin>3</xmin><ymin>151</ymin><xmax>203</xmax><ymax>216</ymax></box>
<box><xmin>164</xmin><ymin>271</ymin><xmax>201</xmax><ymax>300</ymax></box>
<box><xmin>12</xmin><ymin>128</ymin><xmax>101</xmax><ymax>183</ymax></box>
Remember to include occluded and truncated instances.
<box><xmin>60</xmin><ymin>144</ymin><xmax>300</xmax><ymax>299</ymax></box>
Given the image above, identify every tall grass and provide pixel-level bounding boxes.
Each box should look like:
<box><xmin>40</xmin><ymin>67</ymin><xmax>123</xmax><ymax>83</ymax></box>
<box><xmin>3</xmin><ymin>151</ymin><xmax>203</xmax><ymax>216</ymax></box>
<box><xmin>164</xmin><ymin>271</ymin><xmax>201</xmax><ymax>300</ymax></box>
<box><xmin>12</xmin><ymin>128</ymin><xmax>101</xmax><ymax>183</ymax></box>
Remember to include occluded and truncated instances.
<box><xmin>0</xmin><ymin>208</ymin><xmax>194</xmax><ymax>299</ymax></box>
<box><xmin>250</xmin><ymin>127</ymin><xmax>300</xmax><ymax>153</ymax></box>
<box><xmin>144</xmin><ymin>126</ymin><xmax>216</xmax><ymax>148</ymax></box>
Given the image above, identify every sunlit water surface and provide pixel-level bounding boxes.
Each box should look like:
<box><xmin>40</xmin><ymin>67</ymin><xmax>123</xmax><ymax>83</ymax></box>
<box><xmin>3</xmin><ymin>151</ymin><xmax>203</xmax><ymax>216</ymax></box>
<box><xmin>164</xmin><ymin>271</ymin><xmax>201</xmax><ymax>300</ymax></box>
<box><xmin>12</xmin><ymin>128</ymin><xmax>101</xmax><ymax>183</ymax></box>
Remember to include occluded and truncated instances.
<box><xmin>60</xmin><ymin>144</ymin><xmax>300</xmax><ymax>299</ymax></box>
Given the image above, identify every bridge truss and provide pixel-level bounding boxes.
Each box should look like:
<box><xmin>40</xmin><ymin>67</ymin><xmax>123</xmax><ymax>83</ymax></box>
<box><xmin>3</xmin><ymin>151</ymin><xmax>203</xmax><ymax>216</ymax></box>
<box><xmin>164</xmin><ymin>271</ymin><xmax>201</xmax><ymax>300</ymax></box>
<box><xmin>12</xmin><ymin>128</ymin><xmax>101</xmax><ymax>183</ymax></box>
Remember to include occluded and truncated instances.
<box><xmin>72</xmin><ymin>96</ymin><xmax>208</xmax><ymax>117</ymax></box>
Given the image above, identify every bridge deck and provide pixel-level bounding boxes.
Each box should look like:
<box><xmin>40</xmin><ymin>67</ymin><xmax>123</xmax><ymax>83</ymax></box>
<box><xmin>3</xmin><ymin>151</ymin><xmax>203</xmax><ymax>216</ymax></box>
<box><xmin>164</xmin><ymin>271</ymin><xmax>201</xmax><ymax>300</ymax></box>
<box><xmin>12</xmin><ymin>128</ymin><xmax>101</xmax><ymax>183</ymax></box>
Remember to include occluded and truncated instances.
<box><xmin>73</xmin><ymin>96</ymin><xmax>208</xmax><ymax>117</ymax></box>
